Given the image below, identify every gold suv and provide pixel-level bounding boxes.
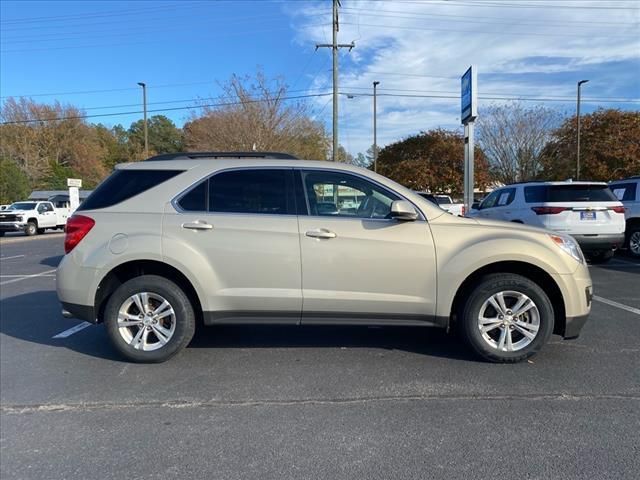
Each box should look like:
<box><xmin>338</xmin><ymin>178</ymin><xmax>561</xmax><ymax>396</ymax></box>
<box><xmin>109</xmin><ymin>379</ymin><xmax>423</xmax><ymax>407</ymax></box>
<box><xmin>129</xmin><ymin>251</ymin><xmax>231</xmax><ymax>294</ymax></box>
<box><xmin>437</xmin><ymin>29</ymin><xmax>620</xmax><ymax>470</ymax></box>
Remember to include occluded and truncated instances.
<box><xmin>57</xmin><ymin>152</ymin><xmax>592</xmax><ymax>363</ymax></box>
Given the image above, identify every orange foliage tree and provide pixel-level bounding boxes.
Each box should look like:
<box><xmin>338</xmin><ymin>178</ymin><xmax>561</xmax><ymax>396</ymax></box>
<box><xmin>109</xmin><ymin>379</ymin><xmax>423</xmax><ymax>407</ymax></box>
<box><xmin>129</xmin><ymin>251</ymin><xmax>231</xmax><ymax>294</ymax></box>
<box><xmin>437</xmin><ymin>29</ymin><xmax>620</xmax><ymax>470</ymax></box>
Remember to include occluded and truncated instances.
<box><xmin>540</xmin><ymin>109</ymin><xmax>640</xmax><ymax>181</ymax></box>
<box><xmin>376</xmin><ymin>128</ymin><xmax>492</xmax><ymax>196</ymax></box>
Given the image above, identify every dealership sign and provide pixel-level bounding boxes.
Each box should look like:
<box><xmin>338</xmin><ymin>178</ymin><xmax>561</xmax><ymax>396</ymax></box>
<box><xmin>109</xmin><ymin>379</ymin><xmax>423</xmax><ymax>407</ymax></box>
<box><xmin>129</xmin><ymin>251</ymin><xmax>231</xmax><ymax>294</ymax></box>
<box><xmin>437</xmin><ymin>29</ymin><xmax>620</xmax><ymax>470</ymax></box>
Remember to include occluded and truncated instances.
<box><xmin>461</xmin><ymin>66</ymin><xmax>477</xmax><ymax>125</ymax></box>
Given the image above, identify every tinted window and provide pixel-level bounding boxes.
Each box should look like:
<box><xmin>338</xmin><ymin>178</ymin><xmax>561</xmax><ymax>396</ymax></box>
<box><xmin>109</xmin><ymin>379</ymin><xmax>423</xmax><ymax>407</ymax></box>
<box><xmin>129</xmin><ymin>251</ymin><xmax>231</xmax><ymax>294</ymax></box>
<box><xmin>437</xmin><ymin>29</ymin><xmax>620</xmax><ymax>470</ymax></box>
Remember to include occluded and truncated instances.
<box><xmin>480</xmin><ymin>190</ymin><xmax>501</xmax><ymax>209</ymax></box>
<box><xmin>78</xmin><ymin>170</ymin><xmax>182</xmax><ymax>211</ymax></box>
<box><xmin>496</xmin><ymin>188</ymin><xmax>516</xmax><ymax>206</ymax></box>
<box><xmin>40</xmin><ymin>203</ymin><xmax>54</xmax><ymax>212</ymax></box>
<box><xmin>178</xmin><ymin>180</ymin><xmax>208</xmax><ymax>211</ymax></box>
<box><xmin>610</xmin><ymin>183</ymin><xmax>637</xmax><ymax>202</ymax></box>
<box><xmin>208</xmin><ymin>169</ymin><xmax>292</xmax><ymax>215</ymax></box>
<box><xmin>524</xmin><ymin>184</ymin><xmax>617</xmax><ymax>203</ymax></box>
<box><xmin>302</xmin><ymin>170</ymin><xmax>399</xmax><ymax>219</ymax></box>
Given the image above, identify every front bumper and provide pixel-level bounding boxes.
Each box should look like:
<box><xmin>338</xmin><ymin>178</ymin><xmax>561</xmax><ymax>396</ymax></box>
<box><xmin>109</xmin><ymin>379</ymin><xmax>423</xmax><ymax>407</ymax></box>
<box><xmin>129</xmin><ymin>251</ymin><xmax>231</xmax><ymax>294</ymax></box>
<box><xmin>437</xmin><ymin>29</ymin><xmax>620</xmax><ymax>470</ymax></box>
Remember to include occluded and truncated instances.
<box><xmin>572</xmin><ymin>233</ymin><xmax>625</xmax><ymax>252</ymax></box>
<box><xmin>0</xmin><ymin>222</ymin><xmax>25</xmax><ymax>232</ymax></box>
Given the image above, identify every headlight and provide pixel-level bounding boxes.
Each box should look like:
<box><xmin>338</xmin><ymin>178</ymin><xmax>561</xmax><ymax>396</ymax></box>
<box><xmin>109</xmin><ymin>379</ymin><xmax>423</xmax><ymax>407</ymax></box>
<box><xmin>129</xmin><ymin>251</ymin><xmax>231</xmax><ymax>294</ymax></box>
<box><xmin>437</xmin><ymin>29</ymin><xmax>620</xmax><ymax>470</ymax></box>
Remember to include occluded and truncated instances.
<box><xmin>549</xmin><ymin>234</ymin><xmax>584</xmax><ymax>264</ymax></box>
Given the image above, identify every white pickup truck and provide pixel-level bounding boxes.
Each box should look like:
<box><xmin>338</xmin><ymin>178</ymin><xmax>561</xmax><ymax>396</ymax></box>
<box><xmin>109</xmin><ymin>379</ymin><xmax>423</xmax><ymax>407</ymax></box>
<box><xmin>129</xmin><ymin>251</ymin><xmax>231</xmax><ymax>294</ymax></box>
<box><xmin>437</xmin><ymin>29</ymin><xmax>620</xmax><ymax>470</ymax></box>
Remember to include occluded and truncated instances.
<box><xmin>0</xmin><ymin>201</ymin><xmax>69</xmax><ymax>236</ymax></box>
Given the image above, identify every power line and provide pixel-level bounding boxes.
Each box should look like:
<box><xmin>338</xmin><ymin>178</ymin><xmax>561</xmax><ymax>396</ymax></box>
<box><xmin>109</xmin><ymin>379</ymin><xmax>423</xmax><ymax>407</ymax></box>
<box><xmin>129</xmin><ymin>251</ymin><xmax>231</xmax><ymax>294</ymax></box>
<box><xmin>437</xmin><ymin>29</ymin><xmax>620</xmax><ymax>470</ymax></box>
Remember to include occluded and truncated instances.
<box><xmin>339</xmin><ymin>9</ymin><xmax>638</xmax><ymax>29</ymax></box>
<box><xmin>391</xmin><ymin>0</ymin><xmax>639</xmax><ymax>10</ymax></box>
<box><xmin>340</xmin><ymin>21</ymin><xmax>638</xmax><ymax>38</ymax></box>
<box><xmin>339</xmin><ymin>6</ymin><xmax>639</xmax><ymax>26</ymax></box>
<box><xmin>0</xmin><ymin>93</ymin><xmax>334</xmax><ymax>125</ymax></box>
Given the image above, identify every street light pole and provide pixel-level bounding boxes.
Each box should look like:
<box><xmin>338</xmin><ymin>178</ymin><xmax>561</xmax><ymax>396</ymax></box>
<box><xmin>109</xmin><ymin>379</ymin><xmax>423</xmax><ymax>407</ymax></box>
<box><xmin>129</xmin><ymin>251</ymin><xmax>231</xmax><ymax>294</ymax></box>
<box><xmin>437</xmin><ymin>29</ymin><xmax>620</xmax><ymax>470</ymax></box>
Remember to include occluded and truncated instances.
<box><xmin>576</xmin><ymin>79</ymin><xmax>589</xmax><ymax>180</ymax></box>
<box><xmin>137</xmin><ymin>82</ymin><xmax>148</xmax><ymax>158</ymax></box>
<box><xmin>373</xmin><ymin>81</ymin><xmax>380</xmax><ymax>173</ymax></box>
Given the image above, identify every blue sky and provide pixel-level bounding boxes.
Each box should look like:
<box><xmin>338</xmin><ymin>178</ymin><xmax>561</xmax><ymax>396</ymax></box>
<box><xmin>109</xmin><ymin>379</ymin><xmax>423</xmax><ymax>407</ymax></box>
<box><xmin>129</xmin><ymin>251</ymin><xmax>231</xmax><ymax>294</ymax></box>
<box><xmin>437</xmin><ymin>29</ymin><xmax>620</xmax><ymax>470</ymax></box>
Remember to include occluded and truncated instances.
<box><xmin>1</xmin><ymin>0</ymin><xmax>639</xmax><ymax>155</ymax></box>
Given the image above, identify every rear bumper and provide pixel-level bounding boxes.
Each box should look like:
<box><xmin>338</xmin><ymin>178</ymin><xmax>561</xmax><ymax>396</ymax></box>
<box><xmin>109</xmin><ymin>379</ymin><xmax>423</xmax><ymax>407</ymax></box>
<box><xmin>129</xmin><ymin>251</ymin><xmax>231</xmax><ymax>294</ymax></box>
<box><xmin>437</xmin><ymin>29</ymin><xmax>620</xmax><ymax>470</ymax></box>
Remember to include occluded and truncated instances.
<box><xmin>0</xmin><ymin>222</ymin><xmax>24</xmax><ymax>232</ymax></box>
<box><xmin>572</xmin><ymin>233</ymin><xmax>625</xmax><ymax>251</ymax></box>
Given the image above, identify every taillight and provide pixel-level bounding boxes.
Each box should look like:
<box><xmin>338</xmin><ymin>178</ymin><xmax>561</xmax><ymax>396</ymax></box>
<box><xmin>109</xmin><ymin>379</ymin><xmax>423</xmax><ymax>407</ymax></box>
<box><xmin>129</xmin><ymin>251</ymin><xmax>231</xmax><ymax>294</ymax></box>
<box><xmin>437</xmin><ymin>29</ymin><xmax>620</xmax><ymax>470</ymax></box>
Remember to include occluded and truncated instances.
<box><xmin>532</xmin><ymin>206</ymin><xmax>567</xmax><ymax>215</ymax></box>
<box><xmin>609</xmin><ymin>206</ymin><xmax>626</xmax><ymax>214</ymax></box>
<box><xmin>64</xmin><ymin>215</ymin><xmax>95</xmax><ymax>254</ymax></box>
<box><xmin>461</xmin><ymin>205</ymin><xmax>466</xmax><ymax>217</ymax></box>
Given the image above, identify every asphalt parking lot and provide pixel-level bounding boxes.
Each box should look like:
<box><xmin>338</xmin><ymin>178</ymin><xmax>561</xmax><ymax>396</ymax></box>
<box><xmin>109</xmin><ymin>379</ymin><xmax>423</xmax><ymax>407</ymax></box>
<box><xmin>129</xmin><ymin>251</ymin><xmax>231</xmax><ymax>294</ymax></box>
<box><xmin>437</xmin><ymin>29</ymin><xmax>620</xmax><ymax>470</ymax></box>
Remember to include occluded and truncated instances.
<box><xmin>1</xmin><ymin>234</ymin><xmax>638</xmax><ymax>480</ymax></box>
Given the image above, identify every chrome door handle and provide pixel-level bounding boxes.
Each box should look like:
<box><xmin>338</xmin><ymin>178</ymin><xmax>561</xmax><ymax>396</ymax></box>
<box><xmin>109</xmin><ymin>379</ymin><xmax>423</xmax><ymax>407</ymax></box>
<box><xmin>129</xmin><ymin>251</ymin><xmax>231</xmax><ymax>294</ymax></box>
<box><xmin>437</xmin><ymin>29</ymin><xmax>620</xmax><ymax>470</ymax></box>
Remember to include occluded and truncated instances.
<box><xmin>182</xmin><ymin>221</ymin><xmax>213</xmax><ymax>230</ymax></box>
<box><xmin>305</xmin><ymin>228</ymin><xmax>336</xmax><ymax>239</ymax></box>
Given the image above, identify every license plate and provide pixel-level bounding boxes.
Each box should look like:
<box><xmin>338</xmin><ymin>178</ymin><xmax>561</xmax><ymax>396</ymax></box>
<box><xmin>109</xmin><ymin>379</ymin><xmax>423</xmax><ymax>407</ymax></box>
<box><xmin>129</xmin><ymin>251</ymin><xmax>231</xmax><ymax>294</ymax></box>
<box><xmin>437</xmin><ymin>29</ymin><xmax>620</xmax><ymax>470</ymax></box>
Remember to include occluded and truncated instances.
<box><xmin>580</xmin><ymin>211</ymin><xmax>596</xmax><ymax>220</ymax></box>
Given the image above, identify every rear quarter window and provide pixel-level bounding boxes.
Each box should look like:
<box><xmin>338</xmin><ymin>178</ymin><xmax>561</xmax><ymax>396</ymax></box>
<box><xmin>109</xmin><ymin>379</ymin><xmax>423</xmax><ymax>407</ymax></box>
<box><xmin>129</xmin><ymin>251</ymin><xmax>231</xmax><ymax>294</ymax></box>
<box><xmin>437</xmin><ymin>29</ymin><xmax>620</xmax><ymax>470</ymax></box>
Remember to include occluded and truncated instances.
<box><xmin>610</xmin><ymin>183</ymin><xmax>637</xmax><ymax>202</ymax></box>
<box><xmin>77</xmin><ymin>169</ymin><xmax>182</xmax><ymax>211</ymax></box>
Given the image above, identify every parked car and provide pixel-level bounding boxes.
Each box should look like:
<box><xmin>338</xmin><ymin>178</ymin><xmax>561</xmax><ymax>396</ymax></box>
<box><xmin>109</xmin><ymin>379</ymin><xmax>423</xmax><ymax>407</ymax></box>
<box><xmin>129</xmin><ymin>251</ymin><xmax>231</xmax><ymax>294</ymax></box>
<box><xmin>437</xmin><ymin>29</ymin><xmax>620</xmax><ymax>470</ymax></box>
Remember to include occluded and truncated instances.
<box><xmin>0</xmin><ymin>201</ymin><xmax>69</xmax><ymax>236</ymax></box>
<box><xmin>469</xmin><ymin>181</ymin><xmax>625</xmax><ymax>263</ymax></box>
<box><xmin>57</xmin><ymin>152</ymin><xmax>592</xmax><ymax>364</ymax></box>
<box><xmin>415</xmin><ymin>193</ymin><xmax>465</xmax><ymax>216</ymax></box>
<box><xmin>609</xmin><ymin>176</ymin><xmax>640</xmax><ymax>257</ymax></box>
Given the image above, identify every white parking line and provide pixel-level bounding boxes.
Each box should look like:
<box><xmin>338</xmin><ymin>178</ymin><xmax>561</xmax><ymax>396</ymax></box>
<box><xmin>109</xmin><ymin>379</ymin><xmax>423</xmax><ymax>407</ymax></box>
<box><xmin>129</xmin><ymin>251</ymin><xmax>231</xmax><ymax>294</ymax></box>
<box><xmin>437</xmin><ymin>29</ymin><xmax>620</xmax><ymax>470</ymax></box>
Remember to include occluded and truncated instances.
<box><xmin>52</xmin><ymin>322</ymin><xmax>92</xmax><ymax>339</ymax></box>
<box><xmin>0</xmin><ymin>274</ymin><xmax>56</xmax><ymax>278</ymax></box>
<box><xmin>0</xmin><ymin>255</ymin><xmax>25</xmax><ymax>260</ymax></box>
<box><xmin>593</xmin><ymin>295</ymin><xmax>640</xmax><ymax>315</ymax></box>
<box><xmin>0</xmin><ymin>269</ymin><xmax>57</xmax><ymax>286</ymax></box>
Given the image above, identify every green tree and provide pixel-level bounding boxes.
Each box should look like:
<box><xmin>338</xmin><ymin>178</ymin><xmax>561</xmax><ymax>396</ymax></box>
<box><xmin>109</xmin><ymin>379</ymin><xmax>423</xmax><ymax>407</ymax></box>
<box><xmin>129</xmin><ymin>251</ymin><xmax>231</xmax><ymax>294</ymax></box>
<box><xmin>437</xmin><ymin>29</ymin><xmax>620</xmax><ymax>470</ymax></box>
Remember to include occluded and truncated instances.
<box><xmin>540</xmin><ymin>108</ymin><xmax>640</xmax><ymax>181</ymax></box>
<box><xmin>0</xmin><ymin>157</ymin><xmax>31</xmax><ymax>204</ymax></box>
<box><xmin>128</xmin><ymin>115</ymin><xmax>184</xmax><ymax>157</ymax></box>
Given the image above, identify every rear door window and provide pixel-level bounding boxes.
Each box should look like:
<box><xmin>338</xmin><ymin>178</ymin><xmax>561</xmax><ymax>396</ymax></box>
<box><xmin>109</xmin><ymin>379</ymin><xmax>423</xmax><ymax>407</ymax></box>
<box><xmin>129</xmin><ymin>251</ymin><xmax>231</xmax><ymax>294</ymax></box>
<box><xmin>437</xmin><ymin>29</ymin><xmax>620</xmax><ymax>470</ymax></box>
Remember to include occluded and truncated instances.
<box><xmin>78</xmin><ymin>170</ymin><xmax>182</xmax><ymax>211</ymax></box>
<box><xmin>208</xmin><ymin>169</ymin><xmax>295</xmax><ymax>215</ymax></box>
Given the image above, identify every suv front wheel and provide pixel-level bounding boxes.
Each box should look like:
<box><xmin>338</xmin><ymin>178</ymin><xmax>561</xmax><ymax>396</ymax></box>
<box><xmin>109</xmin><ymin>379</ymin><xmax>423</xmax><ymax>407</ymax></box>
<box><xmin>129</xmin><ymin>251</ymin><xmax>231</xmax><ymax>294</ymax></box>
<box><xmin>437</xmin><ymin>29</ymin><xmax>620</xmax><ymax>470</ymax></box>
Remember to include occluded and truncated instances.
<box><xmin>104</xmin><ymin>275</ymin><xmax>196</xmax><ymax>363</ymax></box>
<box><xmin>460</xmin><ymin>273</ymin><xmax>554</xmax><ymax>363</ymax></box>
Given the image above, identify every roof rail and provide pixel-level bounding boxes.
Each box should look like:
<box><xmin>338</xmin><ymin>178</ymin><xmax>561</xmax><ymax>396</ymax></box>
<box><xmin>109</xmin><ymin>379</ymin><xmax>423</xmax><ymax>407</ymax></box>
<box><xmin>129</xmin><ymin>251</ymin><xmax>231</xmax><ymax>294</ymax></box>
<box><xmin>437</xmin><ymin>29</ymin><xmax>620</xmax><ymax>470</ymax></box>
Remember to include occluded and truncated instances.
<box><xmin>145</xmin><ymin>151</ymin><xmax>299</xmax><ymax>161</ymax></box>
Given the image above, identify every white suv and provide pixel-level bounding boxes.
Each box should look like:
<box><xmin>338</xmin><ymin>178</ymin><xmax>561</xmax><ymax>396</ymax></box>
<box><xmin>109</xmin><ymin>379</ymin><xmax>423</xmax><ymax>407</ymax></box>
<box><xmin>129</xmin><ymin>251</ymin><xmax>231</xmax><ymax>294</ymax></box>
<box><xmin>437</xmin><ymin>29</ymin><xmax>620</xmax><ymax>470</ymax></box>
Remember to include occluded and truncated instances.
<box><xmin>470</xmin><ymin>181</ymin><xmax>625</xmax><ymax>263</ymax></box>
<box><xmin>609</xmin><ymin>176</ymin><xmax>640</xmax><ymax>257</ymax></box>
<box><xmin>56</xmin><ymin>153</ymin><xmax>593</xmax><ymax>363</ymax></box>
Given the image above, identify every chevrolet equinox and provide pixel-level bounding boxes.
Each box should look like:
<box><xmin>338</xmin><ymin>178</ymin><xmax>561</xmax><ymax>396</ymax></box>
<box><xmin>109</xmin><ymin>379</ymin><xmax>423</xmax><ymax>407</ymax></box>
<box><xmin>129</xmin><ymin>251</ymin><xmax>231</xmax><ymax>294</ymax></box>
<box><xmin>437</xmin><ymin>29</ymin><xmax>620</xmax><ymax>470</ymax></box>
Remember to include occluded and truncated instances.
<box><xmin>57</xmin><ymin>152</ymin><xmax>592</xmax><ymax>363</ymax></box>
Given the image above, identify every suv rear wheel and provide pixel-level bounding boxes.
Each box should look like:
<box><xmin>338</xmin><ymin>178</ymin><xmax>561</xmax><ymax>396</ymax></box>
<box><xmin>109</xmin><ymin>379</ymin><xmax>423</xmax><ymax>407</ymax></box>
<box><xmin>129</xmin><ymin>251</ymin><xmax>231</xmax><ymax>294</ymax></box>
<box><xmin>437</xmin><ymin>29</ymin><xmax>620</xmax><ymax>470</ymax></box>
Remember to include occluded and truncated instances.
<box><xmin>104</xmin><ymin>275</ymin><xmax>196</xmax><ymax>363</ymax></box>
<box><xmin>460</xmin><ymin>273</ymin><xmax>554</xmax><ymax>363</ymax></box>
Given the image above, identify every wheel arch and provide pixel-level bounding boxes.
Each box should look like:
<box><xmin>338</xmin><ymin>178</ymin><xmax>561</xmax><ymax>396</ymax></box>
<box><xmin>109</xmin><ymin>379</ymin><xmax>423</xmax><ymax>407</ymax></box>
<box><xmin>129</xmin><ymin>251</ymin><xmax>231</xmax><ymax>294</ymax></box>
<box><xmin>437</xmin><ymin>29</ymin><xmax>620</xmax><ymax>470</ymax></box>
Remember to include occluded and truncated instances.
<box><xmin>94</xmin><ymin>260</ymin><xmax>203</xmax><ymax>325</ymax></box>
<box><xmin>449</xmin><ymin>261</ymin><xmax>566</xmax><ymax>336</ymax></box>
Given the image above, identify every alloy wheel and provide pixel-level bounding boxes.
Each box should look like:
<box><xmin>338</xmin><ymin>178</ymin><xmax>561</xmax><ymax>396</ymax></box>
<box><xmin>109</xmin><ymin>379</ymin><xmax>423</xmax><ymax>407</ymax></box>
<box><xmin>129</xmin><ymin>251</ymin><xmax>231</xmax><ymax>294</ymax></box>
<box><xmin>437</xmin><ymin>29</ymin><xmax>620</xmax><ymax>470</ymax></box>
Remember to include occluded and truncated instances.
<box><xmin>477</xmin><ymin>290</ymin><xmax>540</xmax><ymax>352</ymax></box>
<box><xmin>117</xmin><ymin>292</ymin><xmax>176</xmax><ymax>351</ymax></box>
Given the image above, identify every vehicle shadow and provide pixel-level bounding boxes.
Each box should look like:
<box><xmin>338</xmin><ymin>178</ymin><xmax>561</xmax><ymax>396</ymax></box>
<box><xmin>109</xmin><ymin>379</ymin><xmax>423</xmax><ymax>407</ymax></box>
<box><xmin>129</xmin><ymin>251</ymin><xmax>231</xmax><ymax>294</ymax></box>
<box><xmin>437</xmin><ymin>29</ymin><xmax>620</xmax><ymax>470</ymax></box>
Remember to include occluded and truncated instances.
<box><xmin>0</xmin><ymin>290</ymin><xmax>477</xmax><ymax>363</ymax></box>
<box><xmin>40</xmin><ymin>255</ymin><xmax>63</xmax><ymax>267</ymax></box>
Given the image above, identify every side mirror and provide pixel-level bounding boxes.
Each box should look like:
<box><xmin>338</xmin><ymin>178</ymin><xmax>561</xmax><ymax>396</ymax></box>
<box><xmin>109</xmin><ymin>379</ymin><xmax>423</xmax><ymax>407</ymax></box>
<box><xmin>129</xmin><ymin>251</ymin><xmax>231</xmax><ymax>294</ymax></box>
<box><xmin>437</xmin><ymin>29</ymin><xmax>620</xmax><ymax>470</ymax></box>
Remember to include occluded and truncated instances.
<box><xmin>390</xmin><ymin>200</ymin><xmax>418</xmax><ymax>221</ymax></box>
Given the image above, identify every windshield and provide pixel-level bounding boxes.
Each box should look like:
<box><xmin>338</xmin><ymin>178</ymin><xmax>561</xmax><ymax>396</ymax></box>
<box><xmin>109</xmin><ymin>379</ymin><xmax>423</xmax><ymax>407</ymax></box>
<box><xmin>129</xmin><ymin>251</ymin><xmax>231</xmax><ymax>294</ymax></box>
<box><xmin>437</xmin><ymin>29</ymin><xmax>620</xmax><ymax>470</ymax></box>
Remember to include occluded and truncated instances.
<box><xmin>8</xmin><ymin>202</ymin><xmax>37</xmax><ymax>210</ymax></box>
<box><xmin>434</xmin><ymin>196</ymin><xmax>452</xmax><ymax>205</ymax></box>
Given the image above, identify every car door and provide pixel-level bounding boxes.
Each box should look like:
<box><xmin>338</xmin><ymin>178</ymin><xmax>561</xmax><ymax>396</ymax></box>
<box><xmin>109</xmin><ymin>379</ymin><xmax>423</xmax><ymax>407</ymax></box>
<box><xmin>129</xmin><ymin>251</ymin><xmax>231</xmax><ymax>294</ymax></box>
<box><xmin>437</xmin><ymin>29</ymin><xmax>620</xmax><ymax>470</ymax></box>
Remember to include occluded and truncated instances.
<box><xmin>296</xmin><ymin>168</ymin><xmax>438</xmax><ymax>323</ymax></box>
<box><xmin>162</xmin><ymin>168</ymin><xmax>302</xmax><ymax>321</ymax></box>
<box><xmin>492</xmin><ymin>188</ymin><xmax>517</xmax><ymax>221</ymax></box>
<box><xmin>38</xmin><ymin>202</ymin><xmax>57</xmax><ymax>227</ymax></box>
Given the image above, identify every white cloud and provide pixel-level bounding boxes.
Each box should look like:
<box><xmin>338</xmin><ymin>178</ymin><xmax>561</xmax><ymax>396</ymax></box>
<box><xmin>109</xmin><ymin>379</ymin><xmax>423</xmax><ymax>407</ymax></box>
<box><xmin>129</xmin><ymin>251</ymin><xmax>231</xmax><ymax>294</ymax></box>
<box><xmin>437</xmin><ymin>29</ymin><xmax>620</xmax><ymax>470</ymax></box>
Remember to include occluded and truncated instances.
<box><xmin>285</xmin><ymin>0</ymin><xmax>640</xmax><ymax>155</ymax></box>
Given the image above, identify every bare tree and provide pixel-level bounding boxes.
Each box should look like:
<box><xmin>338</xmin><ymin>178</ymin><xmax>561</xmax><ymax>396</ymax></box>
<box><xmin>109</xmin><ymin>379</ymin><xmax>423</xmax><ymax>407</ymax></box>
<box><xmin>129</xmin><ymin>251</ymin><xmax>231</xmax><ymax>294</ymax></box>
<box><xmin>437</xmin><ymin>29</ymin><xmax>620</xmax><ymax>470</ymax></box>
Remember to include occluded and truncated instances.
<box><xmin>183</xmin><ymin>71</ymin><xmax>329</xmax><ymax>160</ymax></box>
<box><xmin>477</xmin><ymin>102</ymin><xmax>561</xmax><ymax>184</ymax></box>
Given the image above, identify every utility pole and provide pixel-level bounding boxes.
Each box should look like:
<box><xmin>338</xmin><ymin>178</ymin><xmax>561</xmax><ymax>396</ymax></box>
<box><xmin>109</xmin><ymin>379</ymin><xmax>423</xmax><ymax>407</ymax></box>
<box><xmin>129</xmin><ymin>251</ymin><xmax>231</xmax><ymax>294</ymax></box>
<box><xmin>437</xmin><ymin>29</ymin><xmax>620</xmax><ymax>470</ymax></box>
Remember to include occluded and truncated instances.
<box><xmin>137</xmin><ymin>82</ymin><xmax>149</xmax><ymax>158</ymax></box>
<box><xmin>316</xmin><ymin>0</ymin><xmax>354</xmax><ymax>161</ymax></box>
<box><xmin>576</xmin><ymin>79</ymin><xmax>589</xmax><ymax>180</ymax></box>
<box><xmin>373</xmin><ymin>81</ymin><xmax>380</xmax><ymax>173</ymax></box>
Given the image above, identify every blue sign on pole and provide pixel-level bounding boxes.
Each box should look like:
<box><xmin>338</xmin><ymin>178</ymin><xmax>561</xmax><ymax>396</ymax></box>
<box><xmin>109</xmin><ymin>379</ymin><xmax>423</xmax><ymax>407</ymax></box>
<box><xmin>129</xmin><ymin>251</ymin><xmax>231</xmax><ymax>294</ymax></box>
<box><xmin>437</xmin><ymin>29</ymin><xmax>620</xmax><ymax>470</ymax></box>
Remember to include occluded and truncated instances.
<box><xmin>461</xmin><ymin>66</ymin><xmax>477</xmax><ymax>124</ymax></box>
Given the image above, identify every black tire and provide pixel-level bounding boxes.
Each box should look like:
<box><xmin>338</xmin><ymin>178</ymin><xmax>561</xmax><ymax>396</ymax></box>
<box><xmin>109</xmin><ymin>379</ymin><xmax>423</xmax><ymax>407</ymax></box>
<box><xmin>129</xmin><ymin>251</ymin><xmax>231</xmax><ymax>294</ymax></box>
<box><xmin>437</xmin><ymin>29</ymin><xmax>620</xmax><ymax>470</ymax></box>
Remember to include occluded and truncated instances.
<box><xmin>586</xmin><ymin>249</ymin><xmax>614</xmax><ymax>264</ymax></box>
<box><xmin>625</xmin><ymin>227</ymin><xmax>640</xmax><ymax>258</ymax></box>
<box><xmin>104</xmin><ymin>275</ymin><xmax>196</xmax><ymax>363</ymax></box>
<box><xmin>37</xmin><ymin>228</ymin><xmax>45</xmax><ymax>235</ymax></box>
<box><xmin>460</xmin><ymin>273</ymin><xmax>554</xmax><ymax>363</ymax></box>
<box><xmin>24</xmin><ymin>222</ymin><xmax>37</xmax><ymax>236</ymax></box>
